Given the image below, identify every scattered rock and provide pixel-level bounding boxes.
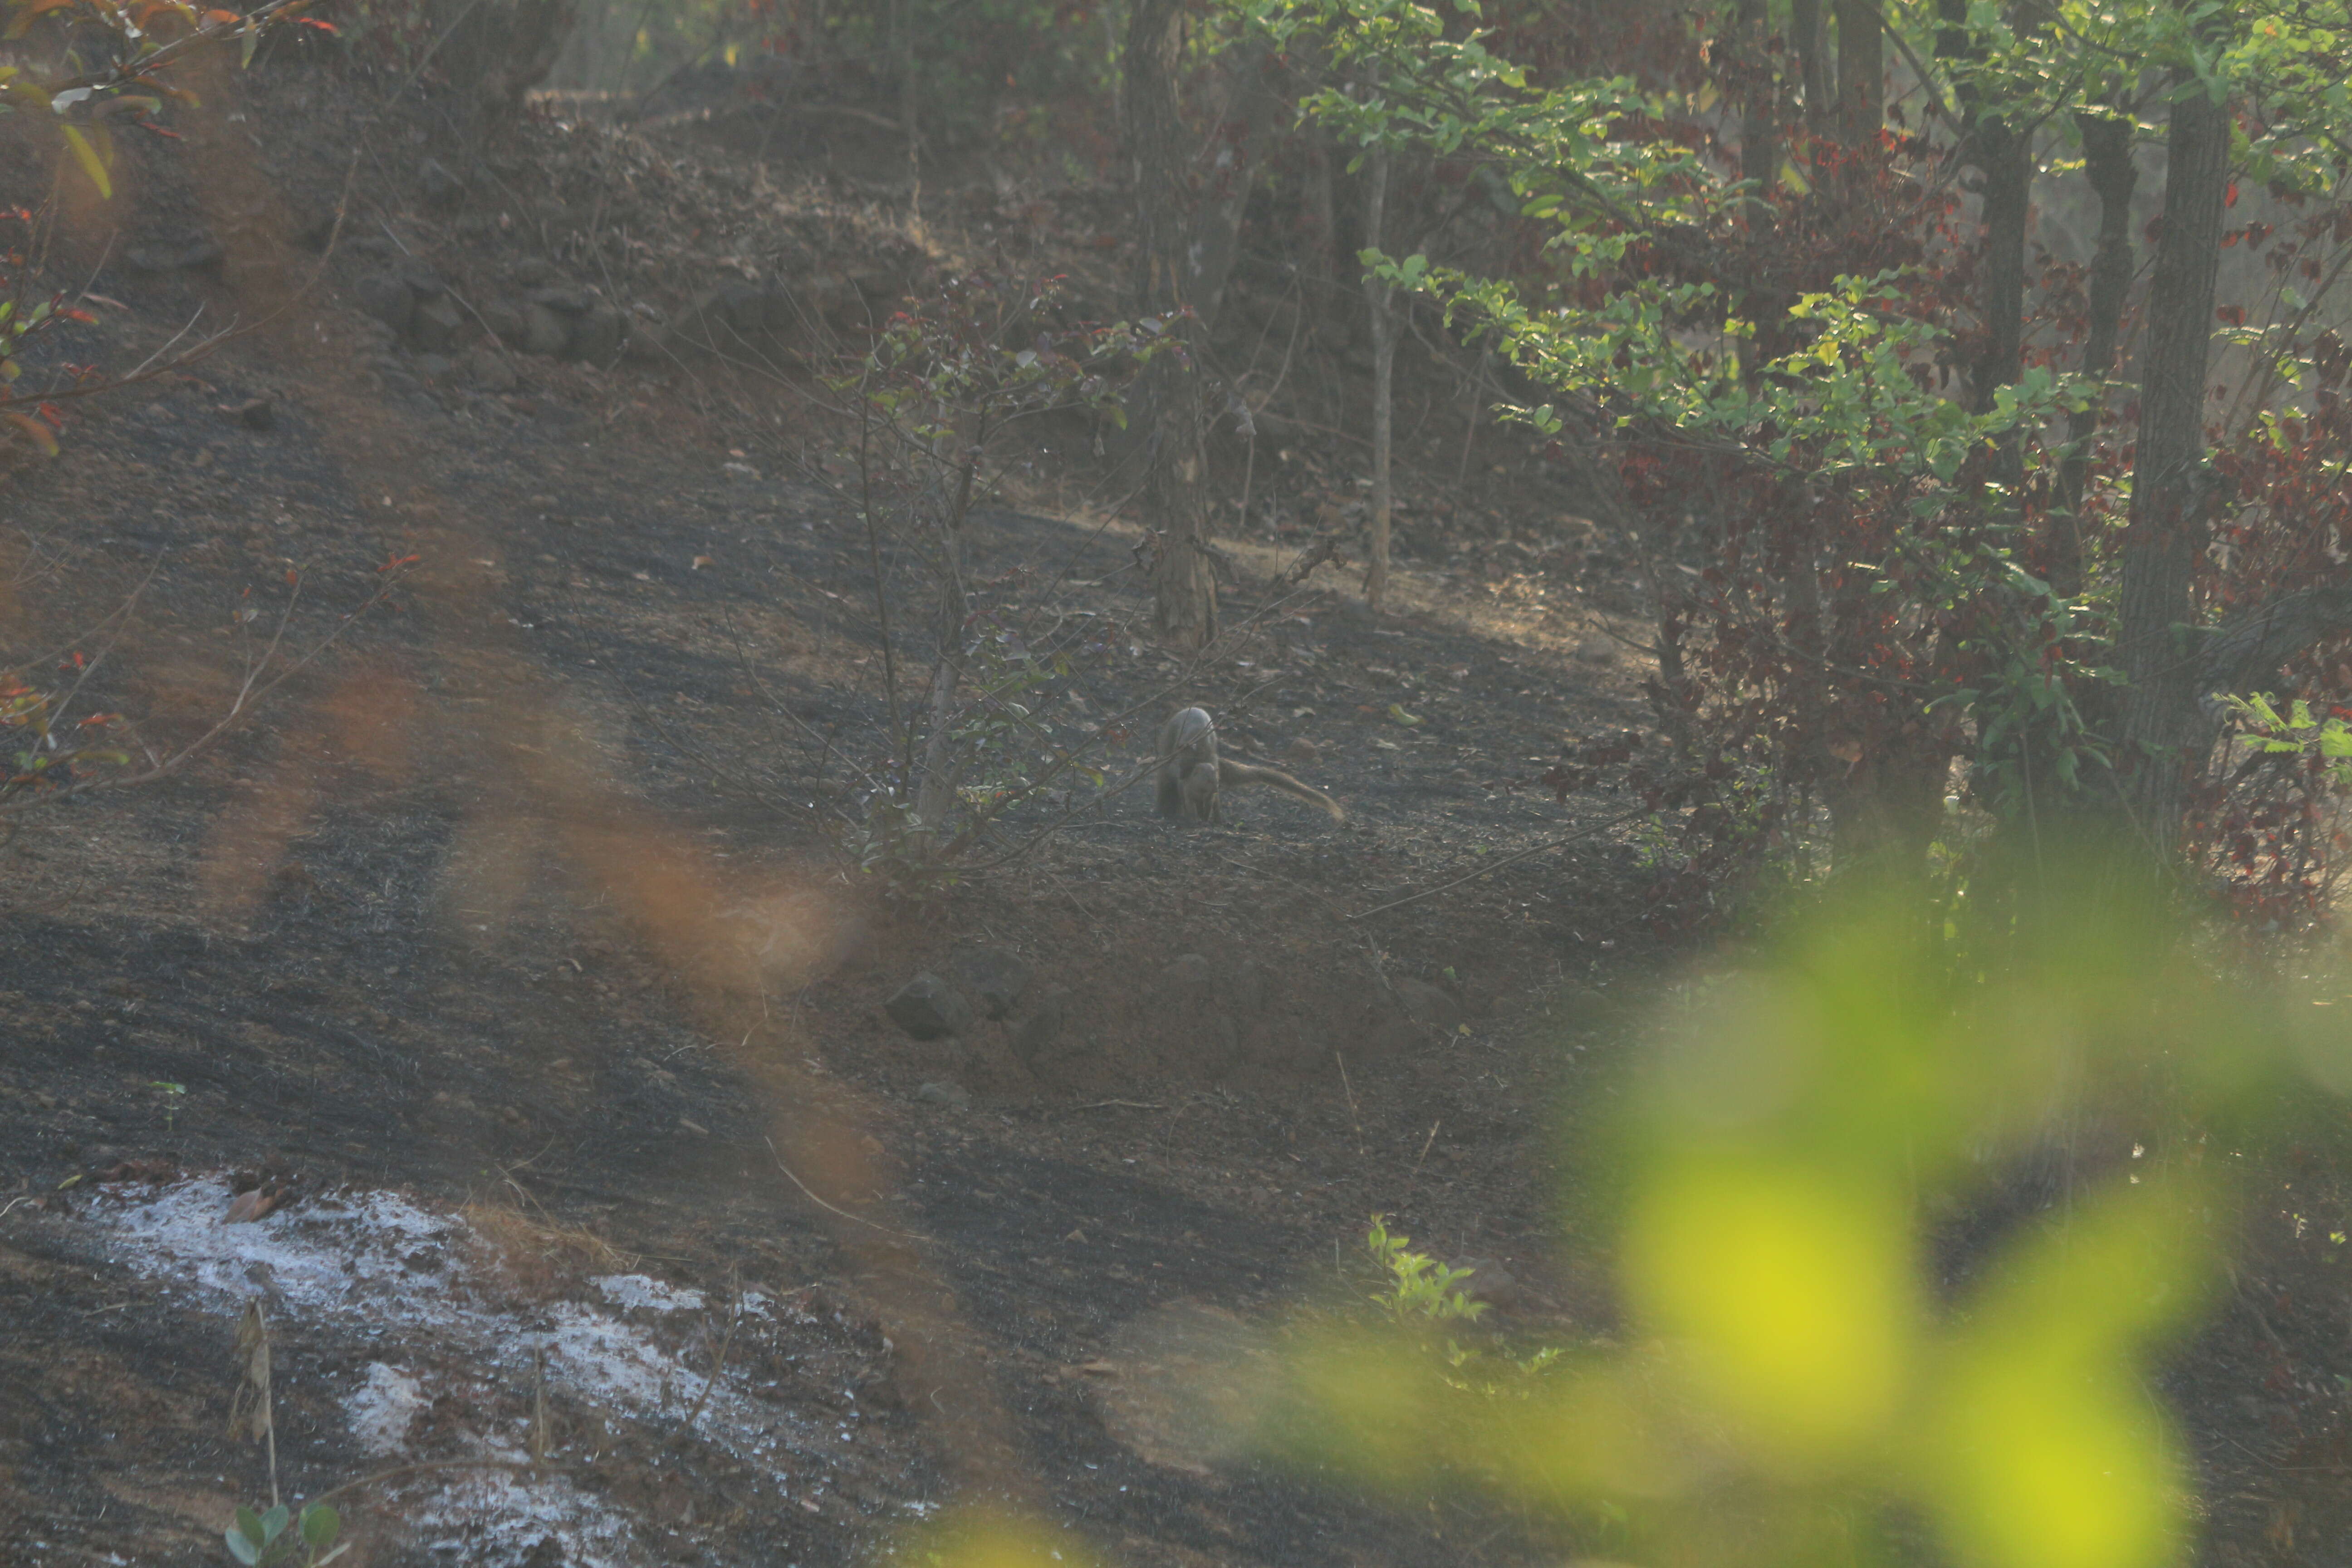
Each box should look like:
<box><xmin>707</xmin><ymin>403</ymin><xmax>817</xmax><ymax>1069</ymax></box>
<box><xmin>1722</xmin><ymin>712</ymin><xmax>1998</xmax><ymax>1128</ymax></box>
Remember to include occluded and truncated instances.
<box><xmin>411</xmin><ymin>296</ymin><xmax>466</xmax><ymax>353</ymax></box>
<box><xmin>509</xmin><ymin>256</ymin><xmax>556</xmax><ymax>287</ymax></box>
<box><xmin>234</xmin><ymin>398</ymin><xmax>274</xmax><ymax>432</ymax></box>
<box><xmin>950</xmin><ymin>947</ymin><xmax>1033</xmax><ymax>1020</ymax></box>
<box><xmin>125</xmin><ymin>230</ymin><xmax>223</xmax><ymax>272</ymax></box>
<box><xmin>522</xmin><ymin>302</ymin><xmax>572</xmax><ymax>358</ymax></box>
<box><xmin>1575</xmin><ymin>635</ymin><xmax>1617</xmax><ymax>666</ymax></box>
<box><xmin>412</xmin><ymin>353</ymin><xmax>455</xmax><ymax>382</ymax></box>
<box><xmin>914</xmin><ymin>1080</ymin><xmax>970</xmax><ymax>1108</ymax></box>
<box><xmin>354</xmin><ymin>271</ymin><xmax>415</xmax><ymax>336</ymax></box>
<box><xmin>1447</xmin><ymin>1256</ymin><xmax>1524</xmax><ymax>1313</ymax></box>
<box><xmin>529</xmin><ymin>286</ymin><xmax>594</xmax><ymax>316</ymax></box>
<box><xmin>480</xmin><ymin>298</ymin><xmax>528</xmax><ymax>347</ymax></box>
<box><xmin>567</xmin><ymin>299</ymin><xmax>624</xmax><ymax>364</ymax></box>
<box><xmin>418</xmin><ymin>157</ymin><xmax>465</xmax><ymax>206</ymax></box>
<box><xmin>1390</xmin><ymin>976</ymin><xmax>1464</xmax><ymax>1034</ymax></box>
<box><xmin>462</xmin><ymin>346</ymin><xmax>518</xmax><ymax>393</ymax></box>
<box><xmin>622</xmin><ymin>318</ymin><xmax>671</xmax><ymax>363</ymax></box>
<box><xmin>713</xmin><ymin>279</ymin><xmax>766</xmax><ymax>334</ymax></box>
<box><xmin>1162</xmin><ymin>953</ymin><xmax>1215</xmax><ymax>995</ymax></box>
<box><xmin>884</xmin><ymin>972</ymin><xmax>972</xmax><ymax>1041</ymax></box>
<box><xmin>1008</xmin><ymin>985</ymin><xmax>1070</xmax><ymax>1065</ymax></box>
<box><xmin>1280</xmin><ymin>737</ymin><xmax>1321</xmax><ymax>767</ymax></box>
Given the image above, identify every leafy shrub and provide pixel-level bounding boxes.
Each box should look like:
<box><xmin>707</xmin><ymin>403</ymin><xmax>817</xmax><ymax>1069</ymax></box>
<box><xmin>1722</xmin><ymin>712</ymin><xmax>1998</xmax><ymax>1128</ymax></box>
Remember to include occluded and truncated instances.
<box><xmin>1363</xmin><ymin>1215</ymin><xmax>1485</xmax><ymax>1325</ymax></box>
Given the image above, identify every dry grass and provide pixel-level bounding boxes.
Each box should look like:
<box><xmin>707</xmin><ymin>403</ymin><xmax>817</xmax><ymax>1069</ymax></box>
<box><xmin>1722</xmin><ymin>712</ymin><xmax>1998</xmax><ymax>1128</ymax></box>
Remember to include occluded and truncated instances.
<box><xmin>463</xmin><ymin>1183</ymin><xmax>640</xmax><ymax>1299</ymax></box>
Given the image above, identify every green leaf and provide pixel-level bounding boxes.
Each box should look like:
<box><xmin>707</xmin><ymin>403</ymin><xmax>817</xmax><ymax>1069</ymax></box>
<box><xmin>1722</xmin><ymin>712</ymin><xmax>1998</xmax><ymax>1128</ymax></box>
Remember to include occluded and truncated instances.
<box><xmin>300</xmin><ymin>1502</ymin><xmax>341</xmax><ymax>1549</ymax></box>
<box><xmin>261</xmin><ymin>1504</ymin><xmax>291</xmax><ymax>1542</ymax></box>
<box><xmin>225</xmin><ymin>1527</ymin><xmax>264</xmax><ymax>1567</ymax></box>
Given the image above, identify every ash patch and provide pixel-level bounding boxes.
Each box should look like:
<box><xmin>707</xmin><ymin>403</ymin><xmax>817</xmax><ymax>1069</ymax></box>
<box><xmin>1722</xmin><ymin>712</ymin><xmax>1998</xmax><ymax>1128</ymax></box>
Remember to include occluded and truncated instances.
<box><xmin>86</xmin><ymin>1174</ymin><xmax>856</xmax><ymax>1565</ymax></box>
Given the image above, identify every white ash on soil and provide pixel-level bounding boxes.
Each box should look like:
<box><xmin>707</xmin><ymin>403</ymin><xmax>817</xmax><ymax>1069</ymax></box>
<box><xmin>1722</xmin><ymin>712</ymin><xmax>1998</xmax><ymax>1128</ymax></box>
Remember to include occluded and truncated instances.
<box><xmin>89</xmin><ymin>1174</ymin><xmax>849</xmax><ymax>1566</ymax></box>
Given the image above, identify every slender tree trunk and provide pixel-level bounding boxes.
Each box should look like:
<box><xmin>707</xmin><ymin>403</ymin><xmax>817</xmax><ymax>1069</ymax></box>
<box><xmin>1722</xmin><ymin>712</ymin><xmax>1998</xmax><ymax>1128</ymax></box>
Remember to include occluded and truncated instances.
<box><xmin>2054</xmin><ymin>111</ymin><xmax>2137</xmax><ymax>598</ymax></box>
<box><xmin>1122</xmin><ymin>0</ymin><xmax>1270</xmax><ymax>648</ymax></box>
<box><xmin>910</xmin><ymin>554</ymin><xmax>965</xmax><ymax>835</ymax></box>
<box><xmin>1791</xmin><ymin>0</ymin><xmax>1830</xmax><ymax>128</ymax></box>
<box><xmin>1833</xmin><ymin>0</ymin><xmax>1882</xmax><ymax>145</ymax></box>
<box><xmin>1972</xmin><ymin>121</ymin><xmax>2030</xmax><ymax>416</ymax></box>
<box><xmin>1972</xmin><ymin>117</ymin><xmax>2033</xmax><ymax>523</ymax></box>
<box><xmin>1307</xmin><ymin>131</ymin><xmax>1339</xmax><ymax>313</ymax></box>
<box><xmin>1937</xmin><ymin>0</ymin><xmax>2027</xmax><ymax>424</ymax></box>
<box><xmin>910</xmin><ymin>451</ymin><xmax>981</xmax><ymax>843</ymax></box>
<box><xmin>1363</xmin><ymin>138</ymin><xmax>1395</xmax><ymax>612</ymax></box>
<box><xmin>2117</xmin><ymin>77</ymin><xmax>2232</xmax><ymax>851</ymax></box>
<box><xmin>1736</xmin><ymin>0</ymin><xmax>1779</xmax><ymax>206</ymax></box>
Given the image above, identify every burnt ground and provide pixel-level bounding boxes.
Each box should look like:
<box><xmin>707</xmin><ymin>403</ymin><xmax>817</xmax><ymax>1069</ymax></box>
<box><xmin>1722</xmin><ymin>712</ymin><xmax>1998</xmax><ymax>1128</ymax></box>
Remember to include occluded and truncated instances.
<box><xmin>0</xmin><ymin>50</ymin><xmax>2346</xmax><ymax>1568</ymax></box>
<box><xmin>0</xmin><ymin>59</ymin><xmax>1665</xmax><ymax>1568</ymax></box>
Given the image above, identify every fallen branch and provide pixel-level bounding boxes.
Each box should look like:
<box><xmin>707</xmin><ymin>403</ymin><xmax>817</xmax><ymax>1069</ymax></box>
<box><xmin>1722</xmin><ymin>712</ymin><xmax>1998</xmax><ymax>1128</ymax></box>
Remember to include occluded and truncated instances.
<box><xmin>1347</xmin><ymin>807</ymin><xmax>1646</xmax><ymax>921</ymax></box>
<box><xmin>764</xmin><ymin>1135</ymin><xmax>926</xmax><ymax>1241</ymax></box>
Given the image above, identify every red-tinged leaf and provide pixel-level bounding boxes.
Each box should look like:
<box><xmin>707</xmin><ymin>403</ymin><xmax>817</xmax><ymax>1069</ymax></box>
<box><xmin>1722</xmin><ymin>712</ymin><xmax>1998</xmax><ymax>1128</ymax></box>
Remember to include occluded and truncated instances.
<box><xmin>284</xmin><ymin>569</ymin><xmax>298</xmax><ymax>585</ymax></box>
<box><xmin>294</xmin><ymin>15</ymin><xmax>335</xmax><ymax>29</ymax></box>
<box><xmin>2226</xmin><ymin>180</ymin><xmax>2239</xmax><ymax>208</ymax></box>
<box><xmin>3</xmin><ymin>411</ymin><xmax>56</xmax><ymax>456</ymax></box>
<box><xmin>378</xmin><ymin>553</ymin><xmax>420</xmax><ymax>572</ymax></box>
<box><xmin>138</xmin><ymin>122</ymin><xmax>182</xmax><ymax>139</ymax></box>
<box><xmin>203</xmin><ymin>7</ymin><xmax>237</xmax><ymax>19</ymax></box>
<box><xmin>59</xmin><ymin>308</ymin><xmax>94</xmax><ymax>324</ymax></box>
<box><xmin>2218</xmin><ymin>304</ymin><xmax>2247</xmax><ymax>326</ymax></box>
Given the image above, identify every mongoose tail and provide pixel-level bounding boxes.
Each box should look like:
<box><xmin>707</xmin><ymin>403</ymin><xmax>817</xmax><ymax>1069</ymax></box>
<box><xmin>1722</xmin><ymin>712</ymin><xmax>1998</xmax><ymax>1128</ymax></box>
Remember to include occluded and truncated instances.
<box><xmin>1217</xmin><ymin>760</ymin><xmax>1346</xmax><ymax>821</ymax></box>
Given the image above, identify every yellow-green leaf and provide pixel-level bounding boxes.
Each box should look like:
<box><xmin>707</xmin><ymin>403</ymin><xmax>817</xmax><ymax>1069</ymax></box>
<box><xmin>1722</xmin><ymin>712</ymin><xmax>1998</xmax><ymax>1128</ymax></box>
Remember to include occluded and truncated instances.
<box><xmin>60</xmin><ymin>125</ymin><xmax>108</xmax><ymax>198</ymax></box>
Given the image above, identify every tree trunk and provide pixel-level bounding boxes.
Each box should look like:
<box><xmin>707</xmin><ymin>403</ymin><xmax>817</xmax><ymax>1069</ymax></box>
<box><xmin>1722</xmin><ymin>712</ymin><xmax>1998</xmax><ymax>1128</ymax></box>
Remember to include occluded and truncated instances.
<box><xmin>1791</xmin><ymin>0</ymin><xmax>1830</xmax><ymax>128</ymax></box>
<box><xmin>910</xmin><ymin>450</ymin><xmax>983</xmax><ymax>843</ymax></box>
<box><xmin>2116</xmin><ymin>76</ymin><xmax>2232</xmax><ymax>850</ymax></box>
<box><xmin>1363</xmin><ymin>137</ymin><xmax>1395</xmax><ymax>612</ymax></box>
<box><xmin>1735</xmin><ymin>0</ymin><xmax>1779</xmax><ymax>206</ymax></box>
<box><xmin>1833</xmin><ymin>0</ymin><xmax>1882</xmax><ymax>146</ymax></box>
<box><xmin>1936</xmin><ymin>0</ymin><xmax>2027</xmax><ymax>427</ymax></box>
<box><xmin>1124</xmin><ymin>0</ymin><xmax>1269</xmax><ymax>649</ymax></box>
<box><xmin>909</xmin><ymin>549</ymin><xmax>966</xmax><ymax>838</ymax></box>
<box><xmin>2053</xmin><ymin>110</ymin><xmax>2137</xmax><ymax>598</ymax></box>
<box><xmin>1971</xmin><ymin>120</ymin><xmax>2030</xmax><ymax>418</ymax></box>
<box><xmin>1970</xmin><ymin>116</ymin><xmax>2033</xmax><ymax>528</ymax></box>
